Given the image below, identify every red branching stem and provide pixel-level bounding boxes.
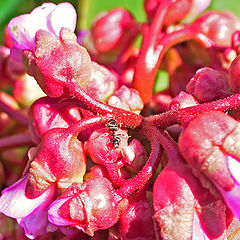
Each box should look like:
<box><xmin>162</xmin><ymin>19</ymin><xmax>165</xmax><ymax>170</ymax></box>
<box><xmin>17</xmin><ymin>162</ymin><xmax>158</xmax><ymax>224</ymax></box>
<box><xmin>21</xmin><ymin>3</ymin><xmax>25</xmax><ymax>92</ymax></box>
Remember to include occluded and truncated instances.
<box><xmin>0</xmin><ymin>133</ymin><xmax>33</xmax><ymax>149</ymax></box>
<box><xmin>147</xmin><ymin>93</ymin><xmax>240</xmax><ymax>128</ymax></box>
<box><xmin>116</xmin><ymin>122</ymin><xmax>162</xmax><ymax>200</ymax></box>
<box><xmin>132</xmin><ymin>0</ymin><xmax>172</xmax><ymax>104</ymax></box>
<box><xmin>133</xmin><ymin>22</ymin><xmax>215</xmax><ymax>104</ymax></box>
<box><xmin>0</xmin><ymin>99</ymin><xmax>28</xmax><ymax>126</ymax></box>
<box><xmin>69</xmin><ymin>83</ymin><xmax>143</xmax><ymax>128</ymax></box>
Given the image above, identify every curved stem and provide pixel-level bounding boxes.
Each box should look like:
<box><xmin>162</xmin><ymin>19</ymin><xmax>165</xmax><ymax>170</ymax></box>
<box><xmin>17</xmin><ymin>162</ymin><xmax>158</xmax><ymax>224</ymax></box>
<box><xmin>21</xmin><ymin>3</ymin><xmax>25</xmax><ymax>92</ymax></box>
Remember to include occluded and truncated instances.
<box><xmin>116</xmin><ymin>123</ymin><xmax>163</xmax><ymax>200</ymax></box>
<box><xmin>147</xmin><ymin>93</ymin><xmax>240</xmax><ymax>128</ymax></box>
<box><xmin>0</xmin><ymin>99</ymin><xmax>28</xmax><ymax>126</ymax></box>
<box><xmin>69</xmin><ymin>83</ymin><xmax>143</xmax><ymax>128</ymax></box>
<box><xmin>133</xmin><ymin>22</ymin><xmax>215</xmax><ymax>104</ymax></box>
<box><xmin>132</xmin><ymin>0</ymin><xmax>172</xmax><ymax>104</ymax></box>
<box><xmin>0</xmin><ymin>133</ymin><xmax>33</xmax><ymax>149</ymax></box>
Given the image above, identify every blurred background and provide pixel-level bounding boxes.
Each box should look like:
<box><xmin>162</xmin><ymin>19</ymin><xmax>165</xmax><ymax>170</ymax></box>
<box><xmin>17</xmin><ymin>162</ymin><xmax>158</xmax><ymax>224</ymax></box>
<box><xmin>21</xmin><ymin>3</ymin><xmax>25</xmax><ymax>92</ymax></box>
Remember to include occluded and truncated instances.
<box><xmin>0</xmin><ymin>0</ymin><xmax>239</xmax><ymax>43</ymax></box>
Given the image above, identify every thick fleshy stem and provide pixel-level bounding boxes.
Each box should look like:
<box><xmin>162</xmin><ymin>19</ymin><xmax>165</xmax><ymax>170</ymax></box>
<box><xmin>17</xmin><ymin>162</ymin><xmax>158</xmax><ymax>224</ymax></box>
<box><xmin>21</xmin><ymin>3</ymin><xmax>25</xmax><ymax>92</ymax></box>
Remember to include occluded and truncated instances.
<box><xmin>116</xmin><ymin>122</ymin><xmax>162</xmax><ymax>201</ymax></box>
<box><xmin>132</xmin><ymin>0</ymin><xmax>173</xmax><ymax>104</ymax></box>
<box><xmin>68</xmin><ymin>83</ymin><xmax>143</xmax><ymax>128</ymax></box>
<box><xmin>0</xmin><ymin>133</ymin><xmax>33</xmax><ymax>149</ymax></box>
<box><xmin>0</xmin><ymin>99</ymin><xmax>28</xmax><ymax>126</ymax></box>
<box><xmin>147</xmin><ymin>93</ymin><xmax>240</xmax><ymax>128</ymax></box>
<box><xmin>133</xmin><ymin>21</ymin><xmax>215</xmax><ymax>104</ymax></box>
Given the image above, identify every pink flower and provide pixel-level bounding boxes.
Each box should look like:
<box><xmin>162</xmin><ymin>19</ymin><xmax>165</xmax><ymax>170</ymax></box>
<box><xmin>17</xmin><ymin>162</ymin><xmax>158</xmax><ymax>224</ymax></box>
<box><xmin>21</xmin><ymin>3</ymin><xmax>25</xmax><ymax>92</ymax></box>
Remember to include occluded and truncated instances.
<box><xmin>0</xmin><ymin>174</ymin><xmax>57</xmax><ymax>239</ymax></box>
<box><xmin>217</xmin><ymin>156</ymin><xmax>240</xmax><ymax>220</ymax></box>
<box><xmin>48</xmin><ymin>178</ymin><xmax>119</xmax><ymax>236</ymax></box>
<box><xmin>107</xmin><ymin>85</ymin><xmax>144</xmax><ymax>114</ymax></box>
<box><xmin>179</xmin><ymin>111</ymin><xmax>240</xmax><ymax>222</ymax></box>
<box><xmin>8</xmin><ymin>2</ymin><xmax>77</xmax><ymax>61</ymax></box>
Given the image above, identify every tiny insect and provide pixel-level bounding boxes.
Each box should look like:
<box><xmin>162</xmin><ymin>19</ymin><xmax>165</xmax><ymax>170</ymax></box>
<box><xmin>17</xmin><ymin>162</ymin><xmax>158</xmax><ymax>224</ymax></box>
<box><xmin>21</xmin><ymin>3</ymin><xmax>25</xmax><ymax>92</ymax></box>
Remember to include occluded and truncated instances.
<box><xmin>107</xmin><ymin>119</ymin><xmax>120</xmax><ymax>148</ymax></box>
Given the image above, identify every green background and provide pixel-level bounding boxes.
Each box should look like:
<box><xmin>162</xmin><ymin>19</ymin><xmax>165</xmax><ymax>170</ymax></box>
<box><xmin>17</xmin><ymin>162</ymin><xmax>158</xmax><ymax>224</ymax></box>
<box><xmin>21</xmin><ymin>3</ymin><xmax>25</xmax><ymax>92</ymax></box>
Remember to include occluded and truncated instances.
<box><xmin>0</xmin><ymin>0</ymin><xmax>240</xmax><ymax>40</ymax></box>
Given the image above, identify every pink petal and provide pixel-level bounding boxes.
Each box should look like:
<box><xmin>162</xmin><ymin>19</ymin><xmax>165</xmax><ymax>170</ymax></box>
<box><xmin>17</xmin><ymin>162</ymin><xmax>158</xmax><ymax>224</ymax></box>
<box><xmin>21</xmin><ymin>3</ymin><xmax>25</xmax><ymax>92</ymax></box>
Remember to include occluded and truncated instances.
<box><xmin>8</xmin><ymin>15</ymin><xmax>35</xmax><ymax>50</ymax></box>
<box><xmin>30</xmin><ymin>3</ymin><xmax>56</xmax><ymax>17</ymax></box>
<box><xmin>50</xmin><ymin>2</ymin><xmax>77</xmax><ymax>36</ymax></box>
<box><xmin>0</xmin><ymin>174</ymin><xmax>54</xmax><ymax>219</ymax></box>
<box><xmin>48</xmin><ymin>197</ymin><xmax>76</xmax><ymax>226</ymax></box>
<box><xmin>10</xmin><ymin>45</ymin><xmax>25</xmax><ymax>62</ymax></box>
<box><xmin>219</xmin><ymin>183</ymin><xmax>240</xmax><ymax>220</ymax></box>
<box><xmin>17</xmin><ymin>203</ymin><xmax>57</xmax><ymax>239</ymax></box>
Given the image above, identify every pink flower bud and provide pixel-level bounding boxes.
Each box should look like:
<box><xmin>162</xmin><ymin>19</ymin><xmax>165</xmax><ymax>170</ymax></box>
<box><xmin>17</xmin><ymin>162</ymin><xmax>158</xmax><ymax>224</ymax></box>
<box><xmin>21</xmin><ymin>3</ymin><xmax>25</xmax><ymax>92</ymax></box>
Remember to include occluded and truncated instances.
<box><xmin>85</xmin><ymin>62</ymin><xmax>119</xmax><ymax>102</ymax></box>
<box><xmin>121</xmin><ymin>139</ymin><xmax>147</xmax><ymax>173</ymax></box>
<box><xmin>169</xmin><ymin>91</ymin><xmax>199</xmax><ymax>110</ymax></box>
<box><xmin>114</xmin><ymin>197</ymin><xmax>155</xmax><ymax>239</ymax></box>
<box><xmin>90</xmin><ymin>8</ymin><xmax>136</xmax><ymax>54</ymax></box>
<box><xmin>150</xmin><ymin>92</ymin><xmax>172</xmax><ymax>114</ymax></box>
<box><xmin>107</xmin><ymin>86</ymin><xmax>143</xmax><ymax>114</ymax></box>
<box><xmin>23</xmin><ymin>28</ymin><xmax>92</xmax><ymax>98</ymax></box>
<box><xmin>48</xmin><ymin>178</ymin><xmax>119</xmax><ymax>236</ymax></box>
<box><xmin>84</xmin><ymin>128</ymin><xmax>128</xmax><ymax>165</ymax></box>
<box><xmin>29</xmin><ymin>96</ymin><xmax>81</xmax><ymax>144</ymax></box>
<box><xmin>25</xmin><ymin>128</ymin><xmax>86</xmax><ymax>198</ymax></box>
<box><xmin>193</xmin><ymin>11</ymin><xmax>240</xmax><ymax>46</ymax></box>
<box><xmin>186</xmin><ymin>67</ymin><xmax>231</xmax><ymax>103</ymax></box>
<box><xmin>229</xmin><ymin>55</ymin><xmax>240</xmax><ymax>93</ymax></box>
<box><xmin>84</xmin><ymin>165</ymin><xmax>109</xmax><ymax>181</ymax></box>
<box><xmin>144</xmin><ymin>0</ymin><xmax>193</xmax><ymax>25</ymax></box>
<box><xmin>179</xmin><ymin>111</ymin><xmax>238</xmax><ymax>190</ymax></box>
<box><xmin>179</xmin><ymin>111</ymin><xmax>240</xmax><ymax>220</ymax></box>
<box><xmin>153</xmin><ymin>161</ymin><xmax>228</xmax><ymax>239</ymax></box>
<box><xmin>232</xmin><ymin>30</ymin><xmax>240</xmax><ymax>55</ymax></box>
<box><xmin>13</xmin><ymin>74</ymin><xmax>45</xmax><ymax>106</ymax></box>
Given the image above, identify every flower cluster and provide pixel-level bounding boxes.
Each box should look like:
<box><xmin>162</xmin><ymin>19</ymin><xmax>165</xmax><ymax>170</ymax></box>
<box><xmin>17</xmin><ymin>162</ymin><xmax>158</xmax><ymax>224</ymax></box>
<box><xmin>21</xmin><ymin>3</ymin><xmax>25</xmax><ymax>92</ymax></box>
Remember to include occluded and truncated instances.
<box><xmin>0</xmin><ymin>0</ymin><xmax>240</xmax><ymax>239</ymax></box>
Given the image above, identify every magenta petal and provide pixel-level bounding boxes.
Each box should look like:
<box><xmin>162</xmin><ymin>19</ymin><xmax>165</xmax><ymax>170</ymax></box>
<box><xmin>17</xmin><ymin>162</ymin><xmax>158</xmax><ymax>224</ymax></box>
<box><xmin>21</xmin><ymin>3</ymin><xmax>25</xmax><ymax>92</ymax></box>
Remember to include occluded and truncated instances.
<box><xmin>8</xmin><ymin>14</ymin><xmax>36</xmax><ymax>50</ymax></box>
<box><xmin>10</xmin><ymin>45</ymin><xmax>25</xmax><ymax>62</ymax></box>
<box><xmin>216</xmin><ymin>156</ymin><xmax>240</xmax><ymax>220</ymax></box>
<box><xmin>0</xmin><ymin>174</ymin><xmax>54</xmax><ymax>218</ymax></box>
<box><xmin>219</xmin><ymin>183</ymin><xmax>240</xmax><ymax>220</ymax></box>
<box><xmin>17</xmin><ymin>203</ymin><xmax>58</xmax><ymax>239</ymax></box>
<box><xmin>48</xmin><ymin>197</ymin><xmax>76</xmax><ymax>226</ymax></box>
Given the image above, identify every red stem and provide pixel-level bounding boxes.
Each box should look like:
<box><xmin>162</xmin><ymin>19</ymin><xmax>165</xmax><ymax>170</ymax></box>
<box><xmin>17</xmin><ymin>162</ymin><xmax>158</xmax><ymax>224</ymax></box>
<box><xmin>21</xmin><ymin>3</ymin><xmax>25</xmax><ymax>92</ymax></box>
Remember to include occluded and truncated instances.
<box><xmin>69</xmin><ymin>83</ymin><xmax>143</xmax><ymax>128</ymax></box>
<box><xmin>0</xmin><ymin>133</ymin><xmax>33</xmax><ymax>149</ymax></box>
<box><xmin>0</xmin><ymin>99</ymin><xmax>28</xmax><ymax>126</ymax></box>
<box><xmin>132</xmin><ymin>0</ymin><xmax>172</xmax><ymax>104</ymax></box>
<box><xmin>147</xmin><ymin>93</ymin><xmax>240</xmax><ymax>128</ymax></box>
<box><xmin>133</xmin><ymin>21</ymin><xmax>215</xmax><ymax>104</ymax></box>
<box><xmin>116</xmin><ymin>122</ymin><xmax>162</xmax><ymax>200</ymax></box>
